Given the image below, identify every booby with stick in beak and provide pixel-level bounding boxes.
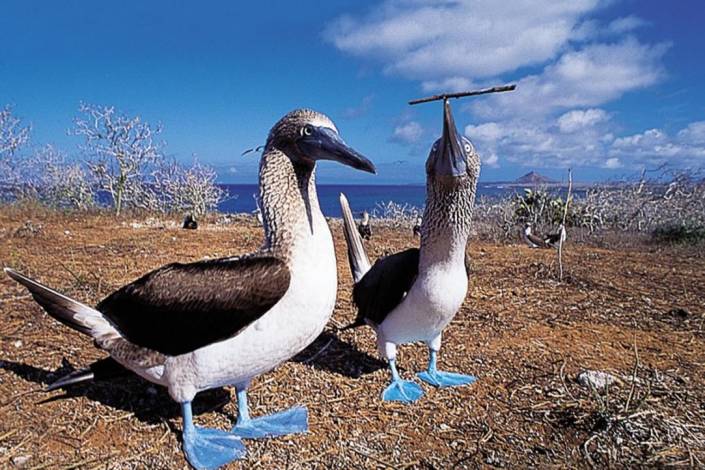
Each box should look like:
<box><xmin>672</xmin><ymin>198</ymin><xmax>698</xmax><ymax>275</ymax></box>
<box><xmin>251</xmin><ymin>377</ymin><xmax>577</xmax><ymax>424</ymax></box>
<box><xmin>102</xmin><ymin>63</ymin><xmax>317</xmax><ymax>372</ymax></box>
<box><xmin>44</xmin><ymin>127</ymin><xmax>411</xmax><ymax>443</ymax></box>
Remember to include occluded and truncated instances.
<box><xmin>5</xmin><ymin>109</ymin><xmax>375</xmax><ymax>468</ymax></box>
<box><xmin>340</xmin><ymin>86</ymin><xmax>514</xmax><ymax>402</ymax></box>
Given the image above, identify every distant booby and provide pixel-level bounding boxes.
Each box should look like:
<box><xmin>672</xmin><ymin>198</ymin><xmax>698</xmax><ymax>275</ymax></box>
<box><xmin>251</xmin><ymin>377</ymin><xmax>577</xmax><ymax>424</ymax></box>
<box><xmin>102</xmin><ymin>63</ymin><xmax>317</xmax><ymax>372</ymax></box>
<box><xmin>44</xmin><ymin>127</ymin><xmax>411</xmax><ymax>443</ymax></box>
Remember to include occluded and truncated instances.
<box><xmin>544</xmin><ymin>223</ymin><xmax>567</xmax><ymax>248</ymax></box>
<box><xmin>183</xmin><ymin>214</ymin><xmax>198</xmax><ymax>230</ymax></box>
<box><xmin>522</xmin><ymin>222</ymin><xmax>556</xmax><ymax>249</ymax></box>
<box><xmin>357</xmin><ymin>211</ymin><xmax>372</xmax><ymax>240</ymax></box>
<box><xmin>5</xmin><ymin>109</ymin><xmax>375</xmax><ymax>469</ymax></box>
<box><xmin>412</xmin><ymin>217</ymin><xmax>422</xmax><ymax>237</ymax></box>
<box><xmin>339</xmin><ymin>99</ymin><xmax>479</xmax><ymax>403</ymax></box>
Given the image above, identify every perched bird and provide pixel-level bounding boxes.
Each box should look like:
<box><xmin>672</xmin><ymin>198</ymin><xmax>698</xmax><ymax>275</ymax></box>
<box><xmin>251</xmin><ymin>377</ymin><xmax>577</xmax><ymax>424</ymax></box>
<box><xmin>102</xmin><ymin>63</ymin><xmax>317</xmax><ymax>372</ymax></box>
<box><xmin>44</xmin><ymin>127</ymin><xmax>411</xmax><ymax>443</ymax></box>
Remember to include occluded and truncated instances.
<box><xmin>412</xmin><ymin>216</ymin><xmax>422</xmax><ymax>237</ymax></box>
<box><xmin>183</xmin><ymin>214</ymin><xmax>198</xmax><ymax>230</ymax></box>
<box><xmin>5</xmin><ymin>109</ymin><xmax>375</xmax><ymax>469</ymax></box>
<box><xmin>544</xmin><ymin>223</ymin><xmax>567</xmax><ymax>248</ymax></box>
<box><xmin>339</xmin><ymin>99</ymin><xmax>479</xmax><ymax>403</ymax></box>
<box><xmin>357</xmin><ymin>211</ymin><xmax>372</xmax><ymax>240</ymax></box>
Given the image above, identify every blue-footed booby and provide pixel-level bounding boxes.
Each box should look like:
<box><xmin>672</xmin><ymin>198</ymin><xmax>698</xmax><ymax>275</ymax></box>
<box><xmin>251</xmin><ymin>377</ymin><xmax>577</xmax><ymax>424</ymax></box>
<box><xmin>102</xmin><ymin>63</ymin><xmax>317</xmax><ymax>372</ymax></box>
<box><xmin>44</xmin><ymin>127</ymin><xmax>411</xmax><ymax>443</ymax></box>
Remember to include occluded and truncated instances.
<box><xmin>340</xmin><ymin>99</ymin><xmax>480</xmax><ymax>403</ymax></box>
<box><xmin>5</xmin><ymin>109</ymin><xmax>375</xmax><ymax>469</ymax></box>
<box><xmin>357</xmin><ymin>211</ymin><xmax>372</xmax><ymax>240</ymax></box>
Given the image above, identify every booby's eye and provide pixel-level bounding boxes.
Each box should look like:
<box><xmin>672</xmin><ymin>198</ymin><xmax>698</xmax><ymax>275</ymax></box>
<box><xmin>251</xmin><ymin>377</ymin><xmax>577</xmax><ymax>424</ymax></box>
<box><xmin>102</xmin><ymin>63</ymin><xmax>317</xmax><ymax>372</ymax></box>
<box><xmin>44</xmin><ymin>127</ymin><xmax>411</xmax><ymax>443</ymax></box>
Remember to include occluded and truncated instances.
<box><xmin>464</xmin><ymin>143</ymin><xmax>473</xmax><ymax>153</ymax></box>
<box><xmin>302</xmin><ymin>125</ymin><xmax>313</xmax><ymax>136</ymax></box>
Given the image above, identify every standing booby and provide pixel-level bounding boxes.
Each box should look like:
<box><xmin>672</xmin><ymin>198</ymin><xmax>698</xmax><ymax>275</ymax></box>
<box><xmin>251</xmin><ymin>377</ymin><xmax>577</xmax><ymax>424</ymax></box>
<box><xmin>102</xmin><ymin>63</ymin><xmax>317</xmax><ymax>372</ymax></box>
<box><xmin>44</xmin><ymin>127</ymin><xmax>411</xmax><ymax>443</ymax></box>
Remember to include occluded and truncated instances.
<box><xmin>339</xmin><ymin>99</ymin><xmax>479</xmax><ymax>403</ymax></box>
<box><xmin>523</xmin><ymin>222</ymin><xmax>551</xmax><ymax>248</ymax></box>
<box><xmin>5</xmin><ymin>109</ymin><xmax>375</xmax><ymax>469</ymax></box>
<box><xmin>357</xmin><ymin>211</ymin><xmax>372</xmax><ymax>240</ymax></box>
<box><xmin>412</xmin><ymin>216</ymin><xmax>422</xmax><ymax>237</ymax></box>
<box><xmin>544</xmin><ymin>223</ymin><xmax>567</xmax><ymax>248</ymax></box>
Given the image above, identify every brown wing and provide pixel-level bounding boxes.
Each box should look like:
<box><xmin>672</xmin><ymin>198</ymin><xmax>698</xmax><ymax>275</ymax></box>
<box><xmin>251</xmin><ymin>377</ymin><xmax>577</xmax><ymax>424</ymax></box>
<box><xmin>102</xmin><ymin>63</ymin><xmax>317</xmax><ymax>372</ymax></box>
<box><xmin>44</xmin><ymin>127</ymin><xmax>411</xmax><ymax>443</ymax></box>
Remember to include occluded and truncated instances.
<box><xmin>97</xmin><ymin>255</ymin><xmax>290</xmax><ymax>356</ymax></box>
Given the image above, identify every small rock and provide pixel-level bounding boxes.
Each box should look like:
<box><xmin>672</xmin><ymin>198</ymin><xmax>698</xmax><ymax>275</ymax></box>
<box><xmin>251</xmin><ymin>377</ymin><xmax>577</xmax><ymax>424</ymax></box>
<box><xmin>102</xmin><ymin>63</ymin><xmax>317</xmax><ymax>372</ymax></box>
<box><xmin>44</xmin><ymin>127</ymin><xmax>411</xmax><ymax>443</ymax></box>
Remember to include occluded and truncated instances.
<box><xmin>64</xmin><ymin>230</ymin><xmax>71</xmax><ymax>235</ymax></box>
<box><xmin>577</xmin><ymin>370</ymin><xmax>619</xmax><ymax>390</ymax></box>
<box><xmin>13</xmin><ymin>340</ymin><xmax>22</xmax><ymax>348</ymax></box>
<box><xmin>11</xmin><ymin>454</ymin><xmax>31</xmax><ymax>467</ymax></box>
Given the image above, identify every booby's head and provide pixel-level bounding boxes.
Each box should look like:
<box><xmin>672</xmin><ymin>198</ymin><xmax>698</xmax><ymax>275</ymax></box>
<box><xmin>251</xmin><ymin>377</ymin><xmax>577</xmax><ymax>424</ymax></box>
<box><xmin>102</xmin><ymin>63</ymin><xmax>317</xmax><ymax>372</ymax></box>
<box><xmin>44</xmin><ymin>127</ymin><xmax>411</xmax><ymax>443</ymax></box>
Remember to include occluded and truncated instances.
<box><xmin>426</xmin><ymin>99</ymin><xmax>479</xmax><ymax>184</ymax></box>
<box><xmin>267</xmin><ymin>108</ymin><xmax>376</xmax><ymax>174</ymax></box>
<box><xmin>361</xmin><ymin>211</ymin><xmax>369</xmax><ymax>225</ymax></box>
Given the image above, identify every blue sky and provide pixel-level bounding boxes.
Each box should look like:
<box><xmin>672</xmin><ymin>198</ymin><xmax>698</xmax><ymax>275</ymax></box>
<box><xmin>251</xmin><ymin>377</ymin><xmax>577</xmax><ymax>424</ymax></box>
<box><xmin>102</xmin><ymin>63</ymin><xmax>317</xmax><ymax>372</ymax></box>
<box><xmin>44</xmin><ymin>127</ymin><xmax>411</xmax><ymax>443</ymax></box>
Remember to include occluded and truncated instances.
<box><xmin>1</xmin><ymin>0</ymin><xmax>703</xmax><ymax>184</ymax></box>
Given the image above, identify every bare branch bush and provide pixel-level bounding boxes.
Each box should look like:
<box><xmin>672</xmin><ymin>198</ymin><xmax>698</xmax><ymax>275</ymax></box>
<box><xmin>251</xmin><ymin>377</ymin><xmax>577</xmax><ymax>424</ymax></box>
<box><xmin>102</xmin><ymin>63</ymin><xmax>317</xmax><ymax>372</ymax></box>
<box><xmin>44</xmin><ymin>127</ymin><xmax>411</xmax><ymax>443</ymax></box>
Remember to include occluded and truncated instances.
<box><xmin>0</xmin><ymin>105</ymin><xmax>31</xmax><ymax>198</ymax></box>
<box><xmin>73</xmin><ymin>103</ymin><xmax>163</xmax><ymax>215</ymax></box>
<box><xmin>148</xmin><ymin>159</ymin><xmax>227</xmax><ymax>218</ymax></box>
<box><xmin>371</xmin><ymin>200</ymin><xmax>422</xmax><ymax>228</ymax></box>
<box><xmin>22</xmin><ymin>145</ymin><xmax>96</xmax><ymax>210</ymax></box>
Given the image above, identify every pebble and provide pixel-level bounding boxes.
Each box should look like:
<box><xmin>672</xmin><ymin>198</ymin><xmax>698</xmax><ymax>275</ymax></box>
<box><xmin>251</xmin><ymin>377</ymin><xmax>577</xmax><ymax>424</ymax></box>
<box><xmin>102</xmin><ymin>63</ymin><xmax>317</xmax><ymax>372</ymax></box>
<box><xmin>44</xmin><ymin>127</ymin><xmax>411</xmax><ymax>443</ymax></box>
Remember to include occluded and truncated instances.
<box><xmin>577</xmin><ymin>370</ymin><xmax>619</xmax><ymax>390</ymax></box>
<box><xmin>11</xmin><ymin>455</ymin><xmax>31</xmax><ymax>467</ymax></box>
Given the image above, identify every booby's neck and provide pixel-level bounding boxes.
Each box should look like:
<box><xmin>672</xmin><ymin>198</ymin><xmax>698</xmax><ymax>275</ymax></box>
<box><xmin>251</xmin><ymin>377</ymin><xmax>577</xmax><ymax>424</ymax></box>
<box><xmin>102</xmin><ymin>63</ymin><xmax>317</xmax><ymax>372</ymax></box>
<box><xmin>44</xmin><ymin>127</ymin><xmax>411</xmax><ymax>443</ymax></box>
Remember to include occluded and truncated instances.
<box><xmin>258</xmin><ymin>147</ymin><xmax>325</xmax><ymax>258</ymax></box>
<box><xmin>419</xmin><ymin>175</ymin><xmax>476</xmax><ymax>270</ymax></box>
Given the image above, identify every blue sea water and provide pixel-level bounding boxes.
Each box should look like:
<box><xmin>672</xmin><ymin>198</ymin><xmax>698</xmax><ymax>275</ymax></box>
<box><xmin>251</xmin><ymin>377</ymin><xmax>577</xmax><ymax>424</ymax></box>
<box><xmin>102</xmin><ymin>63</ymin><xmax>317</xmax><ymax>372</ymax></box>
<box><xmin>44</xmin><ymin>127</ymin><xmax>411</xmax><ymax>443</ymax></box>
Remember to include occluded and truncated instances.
<box><xmin>217</xmin><ymin>184</ymin><xmax>515</xmax><ymax>217</ymax></box>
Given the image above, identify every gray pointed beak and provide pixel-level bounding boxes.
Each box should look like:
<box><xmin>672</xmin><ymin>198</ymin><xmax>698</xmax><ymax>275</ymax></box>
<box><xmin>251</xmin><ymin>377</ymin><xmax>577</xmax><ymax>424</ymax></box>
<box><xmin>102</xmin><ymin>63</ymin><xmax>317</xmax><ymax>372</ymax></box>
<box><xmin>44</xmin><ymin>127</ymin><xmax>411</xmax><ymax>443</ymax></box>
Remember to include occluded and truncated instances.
<box><xmin>427</xmin><ymin>99</ymin><xmax>467</xmax><ymax>177</ymax></box>
<box><xmin>298</xmin><ymin>127</ymin><xmax>376</xmax><ymax>174</ymax></box>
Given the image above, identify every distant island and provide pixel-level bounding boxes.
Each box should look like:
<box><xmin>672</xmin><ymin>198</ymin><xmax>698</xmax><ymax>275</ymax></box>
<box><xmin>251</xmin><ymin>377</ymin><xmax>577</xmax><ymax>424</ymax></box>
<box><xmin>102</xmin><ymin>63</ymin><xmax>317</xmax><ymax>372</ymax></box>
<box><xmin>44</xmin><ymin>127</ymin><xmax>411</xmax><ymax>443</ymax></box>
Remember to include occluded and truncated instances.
<box><xmin>481</xmin><ymin>171</ymin><xmax>584</xmax><ymax>188</ymax></box>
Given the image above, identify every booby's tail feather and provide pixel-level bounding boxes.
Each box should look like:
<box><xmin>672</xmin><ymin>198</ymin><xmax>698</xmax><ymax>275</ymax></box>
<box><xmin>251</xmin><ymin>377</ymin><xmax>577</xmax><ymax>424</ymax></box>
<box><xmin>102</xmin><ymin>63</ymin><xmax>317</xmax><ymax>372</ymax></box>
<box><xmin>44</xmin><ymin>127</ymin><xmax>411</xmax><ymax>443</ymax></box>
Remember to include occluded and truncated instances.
<box><xmin>46</xmin><ymin>357</ymin><xmax>130</xmax><ymax>391</ymax></box>
<box><xmin>339</xmin><ymin>193</ymin><xmax>371</xmax><ymax>283</ymax></box>
<box><xmin>4</xmin><ymin>268</ymin><xmax>118</xmax><ymax>340</ymax></box>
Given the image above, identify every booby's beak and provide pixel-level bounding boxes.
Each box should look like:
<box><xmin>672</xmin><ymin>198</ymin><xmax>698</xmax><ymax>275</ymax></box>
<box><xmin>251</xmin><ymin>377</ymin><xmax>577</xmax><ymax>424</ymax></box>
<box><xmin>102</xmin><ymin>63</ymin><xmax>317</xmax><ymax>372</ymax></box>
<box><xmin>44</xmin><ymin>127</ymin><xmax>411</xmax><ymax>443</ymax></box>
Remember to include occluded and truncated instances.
<box><xmin>427</xmin><ymin>99</ymin><xmax>468</xmax><ymax>177</ymax></box>
<box><xmin>298</xmin><ymin>126</ymin><xmax>376</xmax><ymax>174</ymax></box>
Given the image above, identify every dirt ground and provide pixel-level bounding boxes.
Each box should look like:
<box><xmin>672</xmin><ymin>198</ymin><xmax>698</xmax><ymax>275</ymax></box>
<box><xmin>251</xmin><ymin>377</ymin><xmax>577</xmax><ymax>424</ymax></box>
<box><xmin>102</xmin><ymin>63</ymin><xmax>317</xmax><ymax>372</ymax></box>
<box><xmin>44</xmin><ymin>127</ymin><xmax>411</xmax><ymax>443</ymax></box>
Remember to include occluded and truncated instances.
<box><xmin>0</xmin><ymin>208</ymin><xmax>703</xmax><ymax>469</ymax></box>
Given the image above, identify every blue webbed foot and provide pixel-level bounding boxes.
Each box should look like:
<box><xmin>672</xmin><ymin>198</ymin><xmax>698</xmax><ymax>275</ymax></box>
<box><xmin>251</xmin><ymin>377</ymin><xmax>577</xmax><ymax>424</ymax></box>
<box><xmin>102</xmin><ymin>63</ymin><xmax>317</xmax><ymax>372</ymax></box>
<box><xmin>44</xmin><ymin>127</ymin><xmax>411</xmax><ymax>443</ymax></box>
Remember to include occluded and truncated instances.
<box><xmin>382</xmin><ymin>379</ymin><xmax>424</xmax><ymax>403</ymax></box>
<box><xmin>183</xmin><ymin>426</ymin><xmax>246</xmax><ymax>470</ymax></box>
<box><xmin>417</xmin><ymin>369</ymin><xmax>476</xmax><ymax>388</ymax></box>
<box><xmin>232</xmin><ymin>406</ymin><xmax>308</xmax><ymax>439</ymax></box>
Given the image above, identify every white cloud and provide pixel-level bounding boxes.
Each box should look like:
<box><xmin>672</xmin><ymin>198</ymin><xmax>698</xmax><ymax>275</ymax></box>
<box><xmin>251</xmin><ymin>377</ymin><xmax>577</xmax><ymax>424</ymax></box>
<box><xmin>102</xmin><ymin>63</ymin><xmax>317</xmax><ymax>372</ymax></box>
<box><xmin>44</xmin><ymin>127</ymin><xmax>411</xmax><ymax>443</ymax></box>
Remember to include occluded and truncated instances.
<box><xmin>557</xmin><ymin>108</ymin><xmax>609</xmax><ymax>133</ymax></box>
<box><xmin>606</xmin><ymin>15</ymin><xmax>648</xmax><ymax>35</ymax></box>
<box><xmin>677</xmin><ymin>121</ymin><xmax>705</xmax><ymax>145</ymax></box>
<box><xmin>603</xmin><ymin>157</ymin><xmax>622</xmax><ymax>169</ymax></box>
<box><xmin>483</xmin><ymin>152</ymin><xmax>499</xmax><ymax>168</ymax></box>
<box><xmin>472</xmin><ymin>39</ymin><xmax>669</xmax><ymax>118</ymax></box>
<box><xmin>325</xmin><ymin>0</ymin><xmax>601</xmax><ymax>80</ymax></box>
<box><xmin>390</xmin><ymin>120</ymin><xmax>424</xmax><ymax>145</ymax></box>
<box><xmin>421</xmin><ymin>77</ymin><xmax>475</xmax><ymax>93</ymax></box>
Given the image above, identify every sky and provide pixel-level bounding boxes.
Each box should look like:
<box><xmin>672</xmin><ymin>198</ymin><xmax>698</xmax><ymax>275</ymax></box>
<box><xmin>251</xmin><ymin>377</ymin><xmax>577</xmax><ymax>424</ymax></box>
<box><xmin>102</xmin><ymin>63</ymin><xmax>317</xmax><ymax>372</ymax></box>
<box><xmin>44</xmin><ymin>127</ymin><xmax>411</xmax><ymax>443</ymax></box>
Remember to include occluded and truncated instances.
<box><xmin>1</xmin><ymin>0</ymin><xmax>703</xmax><ymax>184</ymax></box>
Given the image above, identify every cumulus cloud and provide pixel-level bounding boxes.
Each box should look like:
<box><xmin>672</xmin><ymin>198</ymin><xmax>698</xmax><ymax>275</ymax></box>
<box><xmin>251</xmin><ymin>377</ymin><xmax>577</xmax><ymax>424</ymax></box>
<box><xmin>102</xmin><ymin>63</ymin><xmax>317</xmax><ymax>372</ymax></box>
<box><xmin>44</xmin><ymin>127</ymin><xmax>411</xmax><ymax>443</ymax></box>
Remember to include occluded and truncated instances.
<box><xmin>557</xmin><ymin>109</ymin><xmax>609</xmax><ymax>133</ymax></box>
<box><xmin>326</xmin><ymin>1</ymin><xmax>682</xmax><ymax>172</ymax></box>
<box><xmin>390</xmin><ymin>120</ymin><xmax>425</xmax><ymax>145</ymax></box>
<box><xmin>325</xmin><ymin>0</ymin><xmax>601</xmax><ymax>80</ymax></box>
<box><xmin>472</xmin><ymin>39</ymin><xmax>669</xmax><ymax>118</ymax></box>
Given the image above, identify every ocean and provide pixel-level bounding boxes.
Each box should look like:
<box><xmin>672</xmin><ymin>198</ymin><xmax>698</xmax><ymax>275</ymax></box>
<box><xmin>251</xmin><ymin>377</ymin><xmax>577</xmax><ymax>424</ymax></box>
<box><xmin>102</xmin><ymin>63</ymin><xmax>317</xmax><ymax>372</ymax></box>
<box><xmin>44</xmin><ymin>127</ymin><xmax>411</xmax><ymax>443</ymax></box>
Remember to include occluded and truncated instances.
<box><xmin>218</xmin><ymin>184</ymin><xmax>517</xmax><ymax>217</ymax></box>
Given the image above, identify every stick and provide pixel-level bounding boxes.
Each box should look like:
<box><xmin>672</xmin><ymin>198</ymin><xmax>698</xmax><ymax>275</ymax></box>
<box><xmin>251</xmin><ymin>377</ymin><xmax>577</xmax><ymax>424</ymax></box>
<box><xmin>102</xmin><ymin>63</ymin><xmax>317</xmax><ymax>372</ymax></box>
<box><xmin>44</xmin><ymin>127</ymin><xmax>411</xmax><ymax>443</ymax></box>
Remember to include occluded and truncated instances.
<box><xmin>409</xmin><ymin>84</ymin><xmax>516</xmax><ymax>105</ymax></box>
<box><xmin>557</xmin><ymin>169</ymin><xmax>572</xmax><ymax>281</ymax></box>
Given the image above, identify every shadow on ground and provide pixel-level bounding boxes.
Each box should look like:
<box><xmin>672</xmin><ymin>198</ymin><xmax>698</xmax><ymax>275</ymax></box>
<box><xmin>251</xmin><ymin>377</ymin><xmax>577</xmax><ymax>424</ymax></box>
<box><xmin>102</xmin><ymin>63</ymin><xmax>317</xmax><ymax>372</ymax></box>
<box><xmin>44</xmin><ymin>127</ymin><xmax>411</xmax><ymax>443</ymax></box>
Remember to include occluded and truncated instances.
<box><xmin>0</xmin><ymin>358</ymin><xmax>230</xmax><ymax>424</ymax></box>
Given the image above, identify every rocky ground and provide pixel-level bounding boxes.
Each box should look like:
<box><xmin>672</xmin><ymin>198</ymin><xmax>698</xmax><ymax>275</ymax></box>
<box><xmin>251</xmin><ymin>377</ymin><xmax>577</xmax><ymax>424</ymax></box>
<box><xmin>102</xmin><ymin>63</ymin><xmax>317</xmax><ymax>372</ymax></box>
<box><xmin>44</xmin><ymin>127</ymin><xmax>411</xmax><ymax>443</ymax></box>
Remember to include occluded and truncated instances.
<box><xmin>0</xmin><ymin>208</ymin><xmax>703</xmax><ymax>469</ymax></box>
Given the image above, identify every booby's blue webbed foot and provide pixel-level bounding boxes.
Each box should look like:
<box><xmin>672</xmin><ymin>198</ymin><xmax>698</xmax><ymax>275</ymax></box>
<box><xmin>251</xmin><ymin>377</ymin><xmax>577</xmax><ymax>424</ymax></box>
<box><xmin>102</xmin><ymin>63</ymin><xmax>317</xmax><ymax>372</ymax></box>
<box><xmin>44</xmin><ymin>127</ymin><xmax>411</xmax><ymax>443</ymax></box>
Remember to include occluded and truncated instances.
<box><xmin>417</xmin><ymin>350</ymin><xmax>476</xmax><ymax>388</ymax></box>
<box><xmin>233</xmin><ymin>406</ymin><xmax>308</xmax><ymax>438</ymax></box>
<box><xmin>417</xmin><ymin>369</ymin><xmax>476</xmax><ymax>387</ymax></box>
<box><xmin>231</xmin><ymin>389</ymin><xmax>308</xmax><ymax>439</ymax></box>
<box><xmin>181</xmin><ymin>402</ymin><xmax>246</xmax><ymax>469</ymax></box>
<box><xmin>382</xmin><ymin>359</ymin><xmax>424</xmax><ymax>403</ymax></box>
<box><xmin>382</xmin><ymin>379</ymin><xmax>424</xmax><ymax>402</ymax></box>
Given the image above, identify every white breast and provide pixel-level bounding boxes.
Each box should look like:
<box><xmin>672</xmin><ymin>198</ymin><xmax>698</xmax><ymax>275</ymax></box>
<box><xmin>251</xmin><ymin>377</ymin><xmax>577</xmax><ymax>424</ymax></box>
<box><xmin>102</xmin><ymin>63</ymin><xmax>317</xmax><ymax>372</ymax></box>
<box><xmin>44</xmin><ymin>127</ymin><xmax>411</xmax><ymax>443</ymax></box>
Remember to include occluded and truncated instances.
<box><xmin>164</xmin><ymin>219</ymin><xmax>337</xmax><ymax>402</ymax></box>
<box><xmin>379</xmin><ymin>263</ymin><xmax>467</xmax><ymax>345</ymax></box>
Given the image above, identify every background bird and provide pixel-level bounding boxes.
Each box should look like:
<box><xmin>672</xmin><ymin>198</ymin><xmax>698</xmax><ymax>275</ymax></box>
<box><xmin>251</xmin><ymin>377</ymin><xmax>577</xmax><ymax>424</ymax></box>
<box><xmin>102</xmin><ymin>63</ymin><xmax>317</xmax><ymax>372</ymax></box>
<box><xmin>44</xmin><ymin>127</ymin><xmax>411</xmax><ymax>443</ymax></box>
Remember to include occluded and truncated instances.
<box><xmin>357</xmin><ymin>211</ymin><xmax>372</xmax><ymax>240</ymax></box>
<box><xmin>5</xmin><ymin>109</ymin><xmax>375</xmax><ymax>469</ymax></box>
<box><xmin>339</xmin><ymin>99</ymin><xmax>479</xmax><ymax>403</ymax></box>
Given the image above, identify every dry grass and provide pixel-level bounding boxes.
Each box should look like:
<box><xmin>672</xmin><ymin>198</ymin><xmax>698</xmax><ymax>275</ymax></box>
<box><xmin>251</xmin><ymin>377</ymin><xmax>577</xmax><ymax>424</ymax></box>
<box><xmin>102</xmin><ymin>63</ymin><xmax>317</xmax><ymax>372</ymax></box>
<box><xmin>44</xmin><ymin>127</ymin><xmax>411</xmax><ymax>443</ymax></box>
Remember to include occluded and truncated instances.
<box><xmin>0</xmin><ymin>209</ymin><xmax>704</xmax><ymax>469</ymax></box>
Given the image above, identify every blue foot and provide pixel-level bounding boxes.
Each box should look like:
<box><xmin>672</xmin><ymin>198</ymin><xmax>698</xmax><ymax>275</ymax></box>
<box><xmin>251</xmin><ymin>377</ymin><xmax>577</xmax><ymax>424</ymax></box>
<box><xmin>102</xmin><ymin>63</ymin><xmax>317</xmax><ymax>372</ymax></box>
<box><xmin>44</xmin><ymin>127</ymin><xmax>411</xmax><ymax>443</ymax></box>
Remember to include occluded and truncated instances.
<box><xmin>232</xmin><ymin>406</ymin><xmax>308</xmax><ymax>439</ymax></box>
<box><xmin>181</xmin><ymin>401</ymin><xmax>245</xmax><ymax>470</ymax></box>
<box><xmin>417</xmin><ymin>369</ymin><xmax>476</xmax><ymax>388</ymax></box>
<box><xmin>183</xmin><ymin>426</ymin><xmax>246</xmax><ymax>469</ymax></box>
<box><xmin>382</xmin><ymin>379</ymin><xmax>424</xmax><ymax>403</ymax></box>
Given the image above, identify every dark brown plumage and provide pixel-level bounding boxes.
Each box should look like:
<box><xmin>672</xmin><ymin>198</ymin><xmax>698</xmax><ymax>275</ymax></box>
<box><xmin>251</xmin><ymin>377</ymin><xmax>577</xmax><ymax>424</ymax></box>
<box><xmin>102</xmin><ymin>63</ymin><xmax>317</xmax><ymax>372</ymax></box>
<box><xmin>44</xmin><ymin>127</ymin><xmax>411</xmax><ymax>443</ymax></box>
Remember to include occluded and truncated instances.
<box><xmin>97</xmin><ymin>255</ymin><xmax>290</xmax><ymax>356</ymax></box>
